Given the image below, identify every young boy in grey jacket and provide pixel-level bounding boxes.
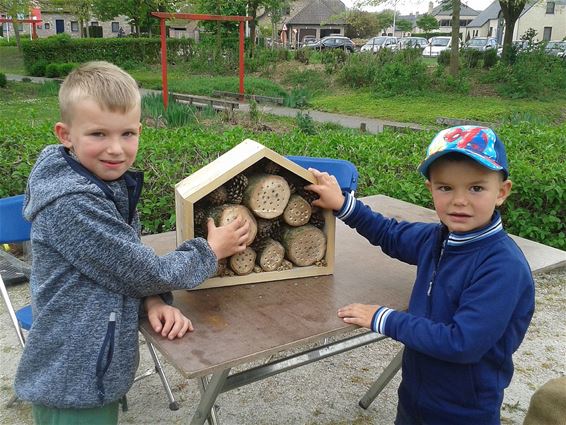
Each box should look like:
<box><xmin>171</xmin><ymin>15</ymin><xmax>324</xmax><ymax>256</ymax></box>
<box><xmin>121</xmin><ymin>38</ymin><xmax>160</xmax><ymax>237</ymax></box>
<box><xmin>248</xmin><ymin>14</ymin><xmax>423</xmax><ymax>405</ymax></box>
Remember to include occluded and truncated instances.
<box><xmin>14</xmin><ymin>61</ymin><xmax>250</xmax><ymax>424</ymax></box>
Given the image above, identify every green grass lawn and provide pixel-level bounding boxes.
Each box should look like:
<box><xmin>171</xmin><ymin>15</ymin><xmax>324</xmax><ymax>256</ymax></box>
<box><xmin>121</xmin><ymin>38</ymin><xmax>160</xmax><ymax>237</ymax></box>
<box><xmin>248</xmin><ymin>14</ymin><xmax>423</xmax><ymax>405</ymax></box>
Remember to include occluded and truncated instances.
<box><xmin>311</xmin><ymin>88</ymin><xmax>566</xmax><ymax>125</ymax></box>
<box><xmin>0</xmin><ymin>46</ymin><xmax>25</xmax><ymax>74</ymax></box>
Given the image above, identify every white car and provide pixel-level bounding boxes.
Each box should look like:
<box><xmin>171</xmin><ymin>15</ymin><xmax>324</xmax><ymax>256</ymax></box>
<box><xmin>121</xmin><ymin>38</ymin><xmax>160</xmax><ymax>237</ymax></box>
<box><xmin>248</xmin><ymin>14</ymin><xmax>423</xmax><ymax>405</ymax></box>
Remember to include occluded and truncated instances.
<box><xmin>361</xmin><ymin>36</ymin><xmax>398</xmax><ymax>53</ymax></box>
<box><xmin>422</xmin><ymin>36</ymin><xmax>456</xmax><ymax>57</ymax></box>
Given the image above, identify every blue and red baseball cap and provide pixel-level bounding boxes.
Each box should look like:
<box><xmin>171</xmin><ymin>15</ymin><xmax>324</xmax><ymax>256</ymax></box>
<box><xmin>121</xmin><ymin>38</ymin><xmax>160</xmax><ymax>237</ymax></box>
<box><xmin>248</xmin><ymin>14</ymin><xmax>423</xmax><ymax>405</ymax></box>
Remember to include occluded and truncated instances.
<box><xmin>418</xmin><ymin>126</ymin><xmax>509</xmax><ymax>179</ymax></box>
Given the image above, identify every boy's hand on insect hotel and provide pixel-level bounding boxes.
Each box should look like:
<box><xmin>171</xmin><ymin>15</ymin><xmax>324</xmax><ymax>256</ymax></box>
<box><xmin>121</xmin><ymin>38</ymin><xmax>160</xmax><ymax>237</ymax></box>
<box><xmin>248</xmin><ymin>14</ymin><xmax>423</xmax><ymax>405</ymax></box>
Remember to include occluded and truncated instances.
<box><xmin>207</xmin><ymin>217</ymin><xmax>250</xmax><ymax>260</ymax></box>
<box><xmin>305</xmin><ymin>168</ymin><xmax>345</xmax><ymax>212</ymax></box>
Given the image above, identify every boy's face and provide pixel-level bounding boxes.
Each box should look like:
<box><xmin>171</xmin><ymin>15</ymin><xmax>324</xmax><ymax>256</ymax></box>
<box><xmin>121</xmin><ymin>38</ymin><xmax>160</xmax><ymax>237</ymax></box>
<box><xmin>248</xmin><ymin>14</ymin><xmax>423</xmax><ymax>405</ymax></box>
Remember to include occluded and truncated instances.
<box><xmin>55</xmin><ymin>99</ymin><xmax>141</xmax><ymax>181</ymax></box>
<box><xmin>426</xmin><ymin>159</ymin><xmax>512</xmax><ymax>233</ymax></box>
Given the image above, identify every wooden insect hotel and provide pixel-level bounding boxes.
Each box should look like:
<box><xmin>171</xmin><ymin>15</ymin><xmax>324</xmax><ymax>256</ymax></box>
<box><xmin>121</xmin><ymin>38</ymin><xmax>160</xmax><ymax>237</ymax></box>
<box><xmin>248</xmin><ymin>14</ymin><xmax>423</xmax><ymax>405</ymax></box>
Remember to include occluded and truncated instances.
<box><xmin>175</xmin><ymin>139</ymin><xmax>335</xmax><ymax>289</ymax></box>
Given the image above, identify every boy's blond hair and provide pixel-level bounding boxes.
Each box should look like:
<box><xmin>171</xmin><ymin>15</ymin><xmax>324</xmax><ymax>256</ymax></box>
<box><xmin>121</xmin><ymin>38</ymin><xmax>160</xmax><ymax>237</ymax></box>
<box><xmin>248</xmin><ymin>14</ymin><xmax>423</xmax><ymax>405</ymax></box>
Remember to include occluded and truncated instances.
<box><xmin>59</xmin><ymin>61</ymin><xmax>140</xmax><ymax>123</ymax></box>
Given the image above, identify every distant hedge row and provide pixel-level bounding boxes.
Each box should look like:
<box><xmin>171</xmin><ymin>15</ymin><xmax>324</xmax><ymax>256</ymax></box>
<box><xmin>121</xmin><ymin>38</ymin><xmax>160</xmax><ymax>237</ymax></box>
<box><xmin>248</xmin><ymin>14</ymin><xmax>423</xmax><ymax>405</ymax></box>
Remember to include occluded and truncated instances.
<box><xmin>21</xmin><ymin>35</ymin><xmax>194</xmax><ymax>73</ymax></box>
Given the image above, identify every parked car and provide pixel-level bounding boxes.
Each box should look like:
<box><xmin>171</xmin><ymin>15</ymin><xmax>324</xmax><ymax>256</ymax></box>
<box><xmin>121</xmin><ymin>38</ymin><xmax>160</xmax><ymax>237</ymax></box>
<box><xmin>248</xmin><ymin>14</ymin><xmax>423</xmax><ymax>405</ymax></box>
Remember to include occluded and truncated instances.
<box><xmin>306</xmin><ymin>35</ymin><xmax>355</xmax><ymax>52</ymax></box>
<box><xmin>464</xmin><ymin>37</ymin><xmax>498</xmax><ymax>51</ymax></box>
<box><xmin>545</xmin><ymin>40</ymin><xmax>566</xmax><ymax>58</ymax></box>
<box><xmin>301</xmin><ymin>35</ymin><xmax>318</xmax><ymax>47</ymax></box>
<box><xmin>497</xmin><ymin>40</ymin><xmax>531</xmax><ymax>57</ymax></box>
<box><xmin>422</xmin><ymin>36</ymin><xmax>457</xmax><ymax>57</ymax></box>
<box><xmin>360</xmin><ymin>36</ymin><xmax>398</xmax><ymax>53</ymax></box>
<box><xmin>398</xmin><ymin>36</ymin><xmax>428</xmax><ymax>50</ymax></box>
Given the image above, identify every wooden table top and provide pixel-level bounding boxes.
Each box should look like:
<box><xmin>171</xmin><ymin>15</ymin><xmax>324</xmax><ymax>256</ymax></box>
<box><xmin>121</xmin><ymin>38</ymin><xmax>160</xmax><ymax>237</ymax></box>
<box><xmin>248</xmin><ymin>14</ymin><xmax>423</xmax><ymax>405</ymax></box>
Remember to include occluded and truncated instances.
<box><xmin>139</xmin><ymin>195</ymin><xmax>563</xmax><ymax>379</ymax></box>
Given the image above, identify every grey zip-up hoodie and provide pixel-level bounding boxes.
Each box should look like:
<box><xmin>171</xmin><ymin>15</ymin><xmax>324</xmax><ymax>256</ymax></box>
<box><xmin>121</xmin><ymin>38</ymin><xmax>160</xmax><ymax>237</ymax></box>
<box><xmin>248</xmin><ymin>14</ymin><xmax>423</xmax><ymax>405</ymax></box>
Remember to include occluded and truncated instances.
<box><xmin>14</xmin><ymin>145</ymin><xmax>217</xmax><ymax>408</ymax></box>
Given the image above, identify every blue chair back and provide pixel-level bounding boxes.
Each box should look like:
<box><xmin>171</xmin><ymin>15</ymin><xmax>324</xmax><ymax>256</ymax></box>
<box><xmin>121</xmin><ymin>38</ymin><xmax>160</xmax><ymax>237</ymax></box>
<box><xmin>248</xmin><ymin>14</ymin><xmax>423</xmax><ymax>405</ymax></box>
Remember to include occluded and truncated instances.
<box><xmin>286</xmin><ymin>156</ymin><xmax>358</xmax><ymax>193</ymax></box>
<box><xmin>0</xmin><ymin>194</ymin><xmax>33</xmax><ymax>332</ymax></box>
<box><xmin>0</xmin><ymin>195</ymin><xmax>32</xmax><ymax>244</ymax></box>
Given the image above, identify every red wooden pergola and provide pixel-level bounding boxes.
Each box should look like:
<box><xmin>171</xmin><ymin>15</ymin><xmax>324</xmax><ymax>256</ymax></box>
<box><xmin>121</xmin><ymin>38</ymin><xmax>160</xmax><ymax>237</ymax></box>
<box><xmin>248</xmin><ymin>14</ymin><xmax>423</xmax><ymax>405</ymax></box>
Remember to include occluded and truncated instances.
<box><xmin>151</xmin><ymin>12</ymin><xmax>252</xmax><ymax>108</ymax></box>
<box><xmin>0</xmin><ymin>18</ymin><xmax>42</xmax><ymax>39</ymax></box>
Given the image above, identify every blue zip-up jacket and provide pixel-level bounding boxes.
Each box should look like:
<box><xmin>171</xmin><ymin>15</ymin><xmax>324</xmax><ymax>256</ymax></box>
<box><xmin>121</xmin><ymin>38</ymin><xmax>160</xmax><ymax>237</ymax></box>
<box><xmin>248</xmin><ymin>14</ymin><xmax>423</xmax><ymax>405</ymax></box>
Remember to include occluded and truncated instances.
<box><xmin>14</xmin><ymin>145</ymin><xmax>218</xmax><ymax>408</ymax></box>
<box><xmin>337</xmin><ymin>193</ymin><xmax>535</xmax><ymax>424</ymax></box>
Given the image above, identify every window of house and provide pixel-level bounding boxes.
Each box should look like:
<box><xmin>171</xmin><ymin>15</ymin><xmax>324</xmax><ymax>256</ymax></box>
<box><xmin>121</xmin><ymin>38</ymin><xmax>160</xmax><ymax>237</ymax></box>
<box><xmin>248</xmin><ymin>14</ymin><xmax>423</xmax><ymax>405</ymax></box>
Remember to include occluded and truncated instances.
<box><xmin>111</xmin><ymin>22</ymin><xmax>119</xmax><ymax>32</ymax></box>
<box><xmin>44</xmin><ymin>22</ymin><xmax>51</xmax><ymax>30</ymax></box>
<box><xmin>71</xmin><ymin>21</ymin><xmax>79</xmax><ymax>32</ymax></box>
<box><xmin>543</xmin><ymin>27</ymin><xmax>552</xmax><ymax>40</ymax></box>
<box><xmin>488</xmin><ymin>27</ymin><xmax>493</xmax><ymax>36</ymax></box>
<box><xmin>90</xmin><ymin>21</ymin><xmax>99</xmax><ymax>26</ymax></box>
<box><xmin>440</xmin><ymin>19</ymin><xmax>451</xmax><ymax>26</ymax></box>
<box><xmin>546</xmin><ymin>2</ymin><xmax>555</xmax><ymax>14</ymax></box>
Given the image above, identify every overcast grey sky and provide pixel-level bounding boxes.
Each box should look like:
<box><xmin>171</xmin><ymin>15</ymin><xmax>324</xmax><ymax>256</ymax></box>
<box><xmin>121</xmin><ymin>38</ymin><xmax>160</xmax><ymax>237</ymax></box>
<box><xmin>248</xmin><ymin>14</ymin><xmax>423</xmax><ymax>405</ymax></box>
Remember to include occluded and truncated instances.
<box><xmin>341</xmin><ymin>0</ymin><xmax>495</xmax><ymax>15</ymax></box>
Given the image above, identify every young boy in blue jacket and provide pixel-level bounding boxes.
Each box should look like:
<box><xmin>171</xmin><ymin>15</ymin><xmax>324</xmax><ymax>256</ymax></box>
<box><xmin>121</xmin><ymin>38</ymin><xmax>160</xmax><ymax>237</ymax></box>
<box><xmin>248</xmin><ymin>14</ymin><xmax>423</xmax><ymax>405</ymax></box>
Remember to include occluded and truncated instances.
<box><xmin>14</xmin><ymin>61</ymin><xmax>250</xmax><ymax>424</ymax></box>
<box><xmin>306</xmin><ymin>126</ymin><xmax>535</xmax><ymax>425</ymax></box>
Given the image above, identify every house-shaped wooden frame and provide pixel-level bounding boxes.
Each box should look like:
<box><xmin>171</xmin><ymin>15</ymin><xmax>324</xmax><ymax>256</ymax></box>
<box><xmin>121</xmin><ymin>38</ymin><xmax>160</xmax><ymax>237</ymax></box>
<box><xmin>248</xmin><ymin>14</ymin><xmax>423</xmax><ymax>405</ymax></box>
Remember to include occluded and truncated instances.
<box><xmin>175</xmin><ymin>139</ymin><xmax>335</xmax><ymax>289</ymax></box>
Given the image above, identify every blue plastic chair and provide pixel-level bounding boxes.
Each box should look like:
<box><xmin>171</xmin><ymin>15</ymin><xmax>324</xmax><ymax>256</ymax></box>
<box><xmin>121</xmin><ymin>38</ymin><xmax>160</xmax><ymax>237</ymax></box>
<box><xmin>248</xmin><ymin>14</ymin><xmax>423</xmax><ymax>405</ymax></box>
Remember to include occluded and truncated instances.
<box><xmin>0</xmin><ymin>195</ymin><xmax>33</xmax><ymax>347</ymax></box>
<box><xmin>286</xmin><ymin>156</ymin><xmax>358</xmax><ymax>194</ymax></box>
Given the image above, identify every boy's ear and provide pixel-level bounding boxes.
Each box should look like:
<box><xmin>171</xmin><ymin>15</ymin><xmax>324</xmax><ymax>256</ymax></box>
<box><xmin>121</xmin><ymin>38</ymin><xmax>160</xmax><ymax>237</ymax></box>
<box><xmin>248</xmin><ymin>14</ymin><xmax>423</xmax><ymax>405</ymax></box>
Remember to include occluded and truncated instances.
<box><xmin>496</xmin><ymin>179</ymin><xmax>512</xmax><ymax>207</ymax></box>
<box><xmin>138</xmin><ymin>122</ymin><xmax>142</xmax><ymax>135</ymax></box>
<box><xmin>54</xmin><ymin>122</ymin><xmax>72</xmax><ymax>148</ymax></box>
<box><xmin>425</xmin><ymin>180</ymin><xmax>432</xmax><ymax>193</ymax></box>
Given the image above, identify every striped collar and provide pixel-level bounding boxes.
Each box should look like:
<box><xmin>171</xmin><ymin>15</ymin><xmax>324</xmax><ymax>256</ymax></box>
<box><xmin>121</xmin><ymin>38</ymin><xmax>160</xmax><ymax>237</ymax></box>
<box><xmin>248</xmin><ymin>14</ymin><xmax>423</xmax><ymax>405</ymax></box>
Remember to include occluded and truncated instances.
<box><xmin>446</xmin><ymin>212</ymin><xmax>503</xmax><ymax>247</ymax></box>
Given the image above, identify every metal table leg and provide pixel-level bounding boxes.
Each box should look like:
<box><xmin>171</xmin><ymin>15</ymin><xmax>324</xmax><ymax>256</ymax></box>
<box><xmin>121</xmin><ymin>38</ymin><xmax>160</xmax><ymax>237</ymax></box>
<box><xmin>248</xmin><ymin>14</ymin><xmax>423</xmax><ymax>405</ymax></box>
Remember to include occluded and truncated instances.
<box><xmin>192</xmin><ymin>369</ymin><xmax>230</xmax><ymax>425</ymax></box>
<box><xmin>146</xmin><ymin>341</ymin><xmax>180</xmax><ymax>411</ymax></box>
<box><xmin>358</xmin><ymin>347</ymin><xmax>404</xmax><ymax>409</ymax></box>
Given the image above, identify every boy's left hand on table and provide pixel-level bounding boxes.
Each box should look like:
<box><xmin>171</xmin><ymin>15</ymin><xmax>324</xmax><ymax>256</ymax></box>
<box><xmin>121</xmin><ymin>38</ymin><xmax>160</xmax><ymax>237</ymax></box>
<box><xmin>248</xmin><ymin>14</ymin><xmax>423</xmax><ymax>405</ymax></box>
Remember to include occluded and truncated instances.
<box><xmin>145</xmin><ymin>296</ymin><xmax>193</xmax><ymax>340</ymax></box>
<box><xmin>338</xmin><ymin>303</ymin><xmax>381</xmax><ymax>329</ymax></box>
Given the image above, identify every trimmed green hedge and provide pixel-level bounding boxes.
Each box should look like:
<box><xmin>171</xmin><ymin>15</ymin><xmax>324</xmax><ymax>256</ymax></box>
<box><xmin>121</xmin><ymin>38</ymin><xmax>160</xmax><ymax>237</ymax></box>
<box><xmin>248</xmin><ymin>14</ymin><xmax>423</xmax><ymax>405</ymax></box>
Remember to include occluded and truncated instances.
<box><xmin>21</xmin><ymin>36</ymin><xmax>194</xmax><ymax>73</ymax></box>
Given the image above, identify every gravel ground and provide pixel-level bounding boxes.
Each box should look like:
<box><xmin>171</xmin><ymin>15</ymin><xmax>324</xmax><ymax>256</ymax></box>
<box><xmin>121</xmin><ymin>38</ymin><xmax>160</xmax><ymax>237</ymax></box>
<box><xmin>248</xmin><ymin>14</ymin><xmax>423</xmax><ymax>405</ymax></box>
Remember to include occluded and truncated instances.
<box><xmin>1</xmin><ymin>267</ymin><xmax>564</xmax><ymax>425</ymax></box>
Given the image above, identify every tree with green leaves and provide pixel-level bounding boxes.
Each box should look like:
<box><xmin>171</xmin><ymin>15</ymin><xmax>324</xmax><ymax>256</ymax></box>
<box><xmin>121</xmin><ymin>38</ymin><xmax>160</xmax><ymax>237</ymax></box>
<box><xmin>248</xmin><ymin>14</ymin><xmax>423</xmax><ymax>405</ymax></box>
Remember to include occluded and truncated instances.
<box><xmin>499</xmin><ymin>0</ymin><xmax>528</xmax><ymax>62</ymax></box>
<box><xmin>344</xmin><ymin>10</ymin><xmax>381</xmax><ymax>38</ymax></box>
<box><xmin>416</xmin><ymin>14</ymin><xmax>439</xmax><ymax>35</ymax></box>
<box><xmin>396</xmin><ymin>19</ymin><xmax>412</xmax><ymax>36</ymax></box>
<box><xmin>0</xmin><ymin>0</ymin><xmax>30</xmax><ymax>51</ymax></box>
<box><xmin>92</xmin><ymin>0</ymin><xmax>177</xmax><ymax>36</ymax></box>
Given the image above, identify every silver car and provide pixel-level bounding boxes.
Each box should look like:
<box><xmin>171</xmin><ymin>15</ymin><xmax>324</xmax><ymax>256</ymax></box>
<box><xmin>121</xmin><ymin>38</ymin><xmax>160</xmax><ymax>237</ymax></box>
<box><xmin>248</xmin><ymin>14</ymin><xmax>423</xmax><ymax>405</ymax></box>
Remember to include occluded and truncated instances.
<box><xmin>398</xmin><ymin>37</ymin><xmax>428</xmax><ymax>50</ymax></box>
<box><xmin>361</xmin><ymin>36</ymin><xmax>398</xmax><ymax>53</ymax></box>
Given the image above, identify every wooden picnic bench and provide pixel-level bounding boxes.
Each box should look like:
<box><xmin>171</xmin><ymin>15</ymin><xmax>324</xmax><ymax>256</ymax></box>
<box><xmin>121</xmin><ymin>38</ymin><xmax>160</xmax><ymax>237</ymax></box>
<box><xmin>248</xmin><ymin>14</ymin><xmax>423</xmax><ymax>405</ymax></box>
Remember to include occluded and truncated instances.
<box><xmin>171</xmin><ymin>93</ymin><xmax>240</xmax><ymax>114</ymax></box>
<box><xmin>212</xmin><ymin>90</ymin><xmax>285</xmax><ymax>105</ymax></box>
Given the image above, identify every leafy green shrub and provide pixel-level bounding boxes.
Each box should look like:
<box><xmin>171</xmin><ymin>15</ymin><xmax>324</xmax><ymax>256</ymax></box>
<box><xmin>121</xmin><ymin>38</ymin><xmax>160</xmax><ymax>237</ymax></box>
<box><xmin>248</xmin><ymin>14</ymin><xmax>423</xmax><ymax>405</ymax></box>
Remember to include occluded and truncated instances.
<box><xmin>431</xmin><ymin>67</ymin><xmax>470</xmax><ymax>94</ymax></box>
<box><xmin>337</xmin><ymin>53</ymin><xmax>380</xmax><ymax>88</ymax></box>
<box><xmin>489</xmin><ymin>49</ymin><xmax>566</xmax><ymax>99</ymax></box>
<box><xmin>248</xmin><ymin>98</ymin><xmax>259</xmax><ymax>124</ymax></box>
<box><xmin>294</xmin><ymin>48</ymin><xmax>312</xmax><ymax>64</ymax></box>
<box><xmin>460</xmin><ymin>48</ymin><xmax>482</xmax><ymax>68</ymax></box>
<box><xmin>285</xmin><ymin>88</ymin><xmax>311</xmax><ymax>108</ymax></box>
<box><xmin>45</xmin><ymin>63</ymin><xmax>60</xmax><ymax>78</ymax></box>
<box><xmin>58</xmin><ymin>63</ymin><xmax>77</xmax><ymax>77</ymax></box>
<box><xmin>321</xmin><ymin>49</ymin><xmax>347</xmax><ymax>74</ymax></box>
<box><xmin>30</xmin><ymin>59</ymin><xmax>48</xmax><ymax>77</ymax></box>
<box><xmin>295</xmin><ymin>111</ymin><xmax>316</xmax><ymax>135</ymax></box>
<box><xmin>372</xmin><ymin>51</ymin><xmax>428</xmax><ymax>97</ymax></box>
<box><xmin>437</xmin><ymin>50</ymin><xmax>450</xmax><ymax>66</ymax></box>
<box><xmin>482</xmin><ymin>49</ymin><xmax>498</xmax><ymax>69</ymax></box>
<box><xmin>0</xmin><ymin>73</ymin><xmax>6</xmax><ymax>88</ymax></box>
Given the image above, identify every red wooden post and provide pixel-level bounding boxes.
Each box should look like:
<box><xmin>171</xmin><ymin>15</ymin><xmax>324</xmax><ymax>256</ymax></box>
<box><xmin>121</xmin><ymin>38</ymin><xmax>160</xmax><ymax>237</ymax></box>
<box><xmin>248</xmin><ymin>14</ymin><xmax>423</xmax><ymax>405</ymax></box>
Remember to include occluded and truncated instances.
<box><xmin>159</xmin><ymin>17</ymin><xmax>168</xmax><ymax>109</ymax></box>
<box><xmin>239</xmin><ymin>21</ymin><xmax>245</xmax><ymax>99</ymax></box>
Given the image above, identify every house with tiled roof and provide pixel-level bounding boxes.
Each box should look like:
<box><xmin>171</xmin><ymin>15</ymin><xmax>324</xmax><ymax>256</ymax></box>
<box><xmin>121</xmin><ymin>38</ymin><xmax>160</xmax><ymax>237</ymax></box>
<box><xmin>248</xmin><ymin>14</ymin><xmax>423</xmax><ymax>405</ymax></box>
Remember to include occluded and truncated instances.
<box><xmin>465</xmin><ymin>0</ymin><xmax>566</xmax><ymax>43</ymax></box>
<box><xmin>429</xmin><ymin>1</ymin><xmax>480</xmax><ymax>38</ymax></box>
<box><xmin>258</xmin><ymin>0</ymin><xmax>347</xmax><ymax>47</ymax></box>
